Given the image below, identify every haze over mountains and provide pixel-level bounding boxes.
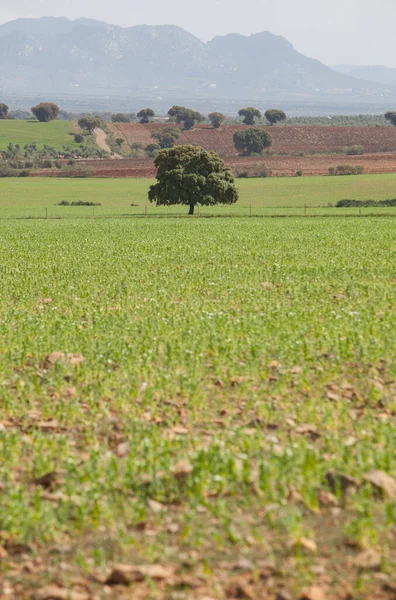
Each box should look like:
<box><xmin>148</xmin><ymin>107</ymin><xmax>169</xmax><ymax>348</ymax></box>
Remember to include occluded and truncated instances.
<box><xmin>0</xmin><ymin>17</ymin><xmax>395</xmax><ymax>112</ymax></box>
<box><xmin>333</xmin><ymin>64</ymin><xmax>396</xmax><ymax>87</ymax></box>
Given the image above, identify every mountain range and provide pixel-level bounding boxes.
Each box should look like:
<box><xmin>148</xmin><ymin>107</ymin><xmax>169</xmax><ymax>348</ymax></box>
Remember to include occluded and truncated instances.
<box><xmin>332</xmin><ymin>64</ymin><xmax>396</xmax><ymax>87</ymax></box>
<box><xmin>0</xmin><ymin>17</ymin><xmax>395</xmax><ymax>110</ymax></box>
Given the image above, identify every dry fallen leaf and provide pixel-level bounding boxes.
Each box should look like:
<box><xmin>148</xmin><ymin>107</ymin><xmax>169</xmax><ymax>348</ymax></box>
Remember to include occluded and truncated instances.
<box><xmin>364</xmin><ymin>470</ymin><xmax>396</xmax><ymax>499</ymax></box>
<box><xmin>35</xmin><ymin>420</ymin><xmax>60</xmax><ymax>431</ymax></box>
<box><xmin>147</xmin><ymin>499</ymin><xmax>166</xmax><ymax>513</ymax></box>
<box><xmin>288</xmin><ymin>537</ymin><xmax>317</xmax><ymax>554</ymax></box>
<box><xmin>295</xmin><ymin>424</ymin><xmax>321</xmax><ymax>440</ymax></box>
<box><xmin>173</xmin><ymin>459</ymin><xmax>193</xmax><ymax>479</ymax></box>
<box><xmin>300</xmin><ymin>586</ymin><xmax>326</xmax><ymax>600</ymax></box>
<box><xmin>171</xmin><ymin>426</ymin><xmax>189</xmax><ymax>435</ymax></box>
<box><xmin>33</xmin><ymin>586</ymin><xmax>90</xmax><ymax>600</ymax></box>
<box><xmin>44</xmin><ymin>352</ymin><xmax>86</xmax><ymax>370</ymax></box>
<box><xmin>115</xmin><ymin>442</ymin><xmax>130</xmax><ymax>458</ymax></box>
<box><xmin>106</xmin><ymin>564</ymin><xmax>175</xmax><ymax>585</ymax></box>
<box><xmin>317</xmin><ymin>490</ymin><xmax>339</xmax><ymax>508</ymax></box>
<box><xmin>354</xmin><ymin>549</ymin><xmax>381</xmax><ymax>571</ymax></box>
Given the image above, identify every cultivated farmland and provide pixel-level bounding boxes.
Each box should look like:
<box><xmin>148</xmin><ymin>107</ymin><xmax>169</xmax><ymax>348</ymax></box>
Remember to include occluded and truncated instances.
<box><xmin>0</xmin><ymin>174</ymin><xmax>395</xmax><ymax>598</ymax></box>
<box><xmin>77</xmin><ymin>151</ymin><xmax>396</xmax><ymax>178</ymax></box>
<box><xmin>0</xmin><ymin>119</ymin><xmax>83</xmax><ymax>150</ymax></box>
<box><xmin>2</xmin><ymin>174</ymin><xmax>396</xmax><ymax>218</ymax></box>
<box><xmin>114</xmin><ymin>123</ymin><xmax>396</xmax><ymax>156</ymax></box>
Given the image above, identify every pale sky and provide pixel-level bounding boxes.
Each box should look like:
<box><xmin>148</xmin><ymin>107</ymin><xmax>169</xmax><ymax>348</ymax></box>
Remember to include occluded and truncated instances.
<box><xmin>0</xmin><ymin>0</ymin><xmax>395</xmax><ymax>67</ymax></box>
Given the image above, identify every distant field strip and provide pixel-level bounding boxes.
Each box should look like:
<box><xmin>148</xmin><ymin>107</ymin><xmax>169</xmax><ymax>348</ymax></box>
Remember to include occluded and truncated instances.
<box><xmin>2</xmin><ymin>174</ymin><xmax>396</xmax><ymax>219</ymax></box>
<box><xmin>0</xmin><ymin>119</ymin><xmax>84</xmax><ymax>149</ymax></box>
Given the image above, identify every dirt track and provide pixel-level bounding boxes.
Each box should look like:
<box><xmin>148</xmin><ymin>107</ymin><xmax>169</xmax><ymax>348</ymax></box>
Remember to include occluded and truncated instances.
<box><xmin>94</xmin><ymin>128</ymin><xmax>122</xmax><ymax>159</ymax></box>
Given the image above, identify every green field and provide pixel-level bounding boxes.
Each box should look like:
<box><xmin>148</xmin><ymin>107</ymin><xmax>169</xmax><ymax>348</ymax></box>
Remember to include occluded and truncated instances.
<box><xmin>0</xmin><ymin>209</ymin><xmax>395</xmax><ymax>597</ymax></box>
<box><xmin>1</xmin><ymin>173</ymin><xmax>396</xmax><ymax>219</ymax></box>
<box><xmin>0</xmin><ymin>119</ymin><xmax>82</xmax><ymax>150</ymax></box>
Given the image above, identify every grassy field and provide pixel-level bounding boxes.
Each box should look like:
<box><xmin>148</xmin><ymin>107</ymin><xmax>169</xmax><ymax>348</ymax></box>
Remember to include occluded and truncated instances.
<box><xmin>1</xmin><ymin>173</ymin><xmax>396</xmax><ymax>218</ymax></box>
<box><xmin>0</xmin><ymin>119</ymin><xmax>82</xmax><ymax>150</ymax></box>
<box><xmin>0</xmin><ymin>214</ymin><xmax>395</xmax><ymax>599</ymax></box>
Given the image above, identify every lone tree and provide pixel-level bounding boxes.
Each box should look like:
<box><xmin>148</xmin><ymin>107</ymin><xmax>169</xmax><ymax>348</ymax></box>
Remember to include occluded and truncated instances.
<box><xmin>137</xmin><ymin>108</ymin><xmax>155</xmax><ymax>123</ymax></box>
<box><xmin>385</xmin><ymin>111</ymin><xmax>396</xmax><ymax>126</ymax></box>
<box><xmin>31</xmin><ymin>102</ymin><xmax>60</xmax><ymax>122</ymax></box>
<box><xmin>208</xmin><ymin>112</ymin><xmax>225</xmax><ymax>129</ymax></box>
<box><xmin>111</xmin><ymin>113</ymin><xmax>131</xmax><ymax>123</ymax></box>
<box><xmin>238</xmin><ymin>107</ymin><xmax>261</xmax><ymax>125</ymax></box>
<box><xmin>0</xmin><ymin>103</ymin><xmax>9</xmax><ymax>119</ymax></box>
<box><xmin>265</xmin><ymin>109</ymin><xmax>286</xmax><ymax>125</ymax></box>
<box><xmin>78</xmin><ymin>116</ymin><xmax>102</xmax><ymax>134</ymax></box>
<box><xmin>233</xmin><ymin>128</ymin><xmax>272</xmax><ymax>155</ymax></box>
<box><xmin>152</xmin><ymin>128</ymin><xmax>180</xmax><ymax>148</ymax></box>
<box><xmin>149</xmin><ymin>145</ymin><xmax>238</xmax><ymax>215</ymax></box>
<box><xmin>168</xmin><ymin>106</ymin><xmax>203</xmax><ymax>130</ymax></box>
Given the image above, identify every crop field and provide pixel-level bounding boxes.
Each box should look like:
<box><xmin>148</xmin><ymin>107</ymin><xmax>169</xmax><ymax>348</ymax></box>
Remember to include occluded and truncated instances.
<box><xmin>114</xmin><ymin>123</ymin><xmax>396</xmax><ymax>157</ymax></box>
<box><xmin>0</xmin><ymin>119</ymin><xmax>81</xmax><ymax>150</ymax></box>
<box><xmin>80</xmin><ymin>152</ymin><xmax>396</xmax><ymax>178</ymax></box>
<box><xmin>2</xmin><ymin>174</ymin><xmax>396</xmax><ymax>219</ymax></box>
<box><xmin>0</xmin><ymin>214</ymin><xmax>395</xmax><ymax>600</ymax></box>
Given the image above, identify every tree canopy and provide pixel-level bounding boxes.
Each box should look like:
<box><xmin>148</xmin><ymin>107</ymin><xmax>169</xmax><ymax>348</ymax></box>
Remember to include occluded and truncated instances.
<box><xmin>111</xmin><ymin>113</ymin><xmax>132</xmax><ymax>123</ymax></box>
<box><xmin>385</xmin><ymin>111</ymin><xmax>396</xmax><ymax>126</ymax></box>
<box><xmin>208</xmin><ymin>112</ymin><xmax>225</xmax><ymax>129</ymax></box>
<box><xmin>152</xmin><ymin>128</ymin><xmax>180</xmax><ymax>148</ymax></box>
<box><xmin>149</xmin><ymin>145</ymin><xmax>238</xmax><ymax>215</ymax></box>
<box><xmin>31</xmin><ymin>102</ymin><xmax>60</xmax><ymax>122</ymax></box>
<box><xmin>238</xmin><ymin>107</ymin><xmax>261</xmax><ymax>125</ymax></box>
<box><xmin>78</xmin><ymin>116</ymin><xmax>102</xmax><ymax>134</ymax></box>
<box><xmin>168</xmin><ymin>106</ymin><xmax>203</xmax><ymax>130</ymax></box>
<box><xmin>233</xmin><ymin>128</ymin><xmax>272</xmax><ymax>155</ymax></box>
<box><xmin>0</xmin><ymin>103</ymin><xmax>9</xmax><ymax>119</ymax></box>
<box><xmin>265</xmin><ymin>109</ymin><xmax>287</xmax><ymax>125</ymax></box>
<box><xmin>137</xmin><ymin>108</ymin><xmax>155</xmax><ymax>123</ymax></box>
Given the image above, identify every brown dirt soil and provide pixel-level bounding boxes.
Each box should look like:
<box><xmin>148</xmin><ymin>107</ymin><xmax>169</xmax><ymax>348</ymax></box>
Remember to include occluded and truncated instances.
<box><xmin>114</xmin><ymin>123</ymin><xmax>396</xmax><ymax>157</ymax></box>
<box><xmin>71</xmin><ymin>152</ymin><xmax>396</xmax><ymax>178</ymax></box>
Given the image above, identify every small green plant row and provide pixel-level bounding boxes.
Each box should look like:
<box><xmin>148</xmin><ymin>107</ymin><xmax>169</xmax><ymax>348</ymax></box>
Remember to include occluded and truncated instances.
<box><xmin>57</xmin><ymin>200</ymin><xmax>102</xmax><ymax>206</ymax></box>
<box><xmin>0</xmin><ymin>163</ymin><xmax>94</xmax><ymax>178</ymax></box>
<box><xmin>336</xmin><ymin>198</ymin><xmax>396</xmax><ymax>207</ymax></box>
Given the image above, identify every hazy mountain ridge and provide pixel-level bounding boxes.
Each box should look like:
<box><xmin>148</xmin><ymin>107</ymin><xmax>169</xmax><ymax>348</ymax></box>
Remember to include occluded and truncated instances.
<box><xmin>0</xmin><ymin>17</ymin><xmax>392</xmax><ymax>102</ymax></box>
<box><xmin>332</xmin><ymin>64</ymin><xmax>396</xmax><ymax>87</ymax></box>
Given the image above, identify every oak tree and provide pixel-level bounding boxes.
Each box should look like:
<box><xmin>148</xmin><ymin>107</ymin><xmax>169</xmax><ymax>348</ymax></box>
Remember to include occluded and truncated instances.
<box><xmin>149</xmin><ymin>145</ymin><xmax>238</xmax><ymax>215</ymax></box>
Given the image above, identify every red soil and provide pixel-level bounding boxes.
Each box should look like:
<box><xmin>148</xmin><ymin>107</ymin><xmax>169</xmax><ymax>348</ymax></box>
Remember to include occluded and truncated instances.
<box><xmin>114</xmin><ymin>123</ymin><xmax>396</xmax><ymax>157</ymax></box>
<box><xmin>76</xmin><ymin>152</ymin><xmax>396</xmax><ymax>178</ymax></box>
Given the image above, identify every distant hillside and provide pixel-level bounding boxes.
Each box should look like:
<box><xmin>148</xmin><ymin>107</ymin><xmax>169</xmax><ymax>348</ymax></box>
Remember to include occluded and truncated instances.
<box><xmin>333</xmin><ymin>64</ymin><xmax>396</xmax><ymax>87</ymax></box>
<box><xmin>0</xmin><ymin>16</ymin><xmax>392</xmax><ymax>105</ymax></box>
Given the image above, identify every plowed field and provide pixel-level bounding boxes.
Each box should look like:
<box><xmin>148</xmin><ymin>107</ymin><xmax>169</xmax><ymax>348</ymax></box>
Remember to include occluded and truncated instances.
<box><xmin>78</xmin><ymin>152</ymin><xmax>396</xmax><ymax>178</ymax></box>
<box><xmin>114</xmin><ymin>123</ymin><xmax>396</xmax><ymax>157</ymax></box>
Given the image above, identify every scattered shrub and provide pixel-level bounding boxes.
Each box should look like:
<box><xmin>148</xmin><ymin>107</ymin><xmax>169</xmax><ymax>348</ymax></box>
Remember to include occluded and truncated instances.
<box><xmin>343</xmin><ymin>145</ymin><xmax>364</xmax><ymax>156</ymax></box>
<box><xmin>296</xmin><ymin>170</ymin><xmax>303</xmax><ymax>177</ymax></box>
<box><xmin>145</xmin><ymin>143</ymin><xmax>161</xmax><ymax>157</ymax></box>
<box><xmin>58</xmin><ymin>200</ymin><xmax>101</xmax><ymax>206</ymax></box>
<box><xmin>74</xmin><ymin>134</ymin><xmax>84</xmax><ymax>144</ymax></box>
<box><xmin>152</xmin><ymin>129</ymin><xmax>180</xmax><ymax>149</ymax></box>
<box><xmin>60</xmin><ymin>166</ymin><xmax>94</xmax><ymax>178</ymax></box>
<box><xmin>336</xmin><ymin>198</ymin><xmax>396</xmax><ymax>207</ymax></box>
<box><xmin>329</xmin><ymin>165</ymin><xmax>365</xmax><ymax>176</ymax></box>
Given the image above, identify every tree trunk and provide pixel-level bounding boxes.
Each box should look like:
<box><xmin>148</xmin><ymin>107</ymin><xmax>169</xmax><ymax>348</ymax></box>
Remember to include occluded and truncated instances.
<box><xmin>188</xmin><ymin>204</ymin><xmax>195</xmax><ymax>215</ymax></box>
